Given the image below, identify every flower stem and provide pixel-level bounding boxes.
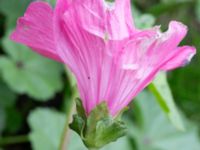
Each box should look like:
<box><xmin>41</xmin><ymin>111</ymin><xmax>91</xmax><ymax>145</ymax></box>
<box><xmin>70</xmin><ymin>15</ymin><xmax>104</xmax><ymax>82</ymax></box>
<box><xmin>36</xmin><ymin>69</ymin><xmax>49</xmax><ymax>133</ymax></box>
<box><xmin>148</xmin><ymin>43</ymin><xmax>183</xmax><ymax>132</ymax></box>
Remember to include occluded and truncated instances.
<box><xmin>0</xmin><ymin>135</ymin><xmax>29</xmax><ymax>146</ymax></box>
<box><xmin>59</xmin><ymin>69</ymin><xmax>77</xmax><ymax>150</ymax></box>
<box><xmin>59</xmin><ymin>95</ymin><xmax>75</xmax><ymax>150</ymax></box>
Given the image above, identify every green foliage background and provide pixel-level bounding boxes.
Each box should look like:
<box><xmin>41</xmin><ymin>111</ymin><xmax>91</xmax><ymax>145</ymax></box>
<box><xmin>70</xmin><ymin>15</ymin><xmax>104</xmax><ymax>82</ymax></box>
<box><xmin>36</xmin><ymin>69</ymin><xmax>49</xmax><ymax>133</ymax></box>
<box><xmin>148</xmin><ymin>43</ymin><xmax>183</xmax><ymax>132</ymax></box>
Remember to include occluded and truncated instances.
<box><xmin>0</xmin><ymin>0</ymin><xmax>200</xmax><ymax>150</ymax></box>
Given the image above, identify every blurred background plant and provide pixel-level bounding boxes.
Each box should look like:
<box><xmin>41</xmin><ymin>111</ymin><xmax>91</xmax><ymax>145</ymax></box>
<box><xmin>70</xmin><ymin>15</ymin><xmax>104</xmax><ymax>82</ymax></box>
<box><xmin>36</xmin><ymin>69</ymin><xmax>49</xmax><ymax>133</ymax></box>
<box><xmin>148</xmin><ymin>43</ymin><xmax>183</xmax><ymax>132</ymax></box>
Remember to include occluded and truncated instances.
<box><xmin>0</xmin><ymin>0</ymin><xmax>200</xmax><ymax>150</ymax></box>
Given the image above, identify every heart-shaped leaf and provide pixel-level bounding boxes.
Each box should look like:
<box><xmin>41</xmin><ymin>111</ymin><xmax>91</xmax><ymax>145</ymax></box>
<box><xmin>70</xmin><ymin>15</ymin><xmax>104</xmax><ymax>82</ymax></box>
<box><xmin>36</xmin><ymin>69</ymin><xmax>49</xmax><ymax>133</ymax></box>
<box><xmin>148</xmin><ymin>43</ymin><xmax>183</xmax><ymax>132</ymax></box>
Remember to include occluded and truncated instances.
<box><xmin>0</xmin><ymin>32</ymin><xmax>63</xmax><ymax>101</ymax></box>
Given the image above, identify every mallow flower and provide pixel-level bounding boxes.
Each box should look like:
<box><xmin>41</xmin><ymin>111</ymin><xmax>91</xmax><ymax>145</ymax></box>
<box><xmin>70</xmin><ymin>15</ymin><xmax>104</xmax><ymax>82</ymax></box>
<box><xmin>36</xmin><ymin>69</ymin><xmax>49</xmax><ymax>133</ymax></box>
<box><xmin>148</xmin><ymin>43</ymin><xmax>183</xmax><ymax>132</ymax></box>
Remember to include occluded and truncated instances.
<box><xmin>11</xmin><ymin>0</ymin><xmax>196</xmax><ymax>149</ymax></box>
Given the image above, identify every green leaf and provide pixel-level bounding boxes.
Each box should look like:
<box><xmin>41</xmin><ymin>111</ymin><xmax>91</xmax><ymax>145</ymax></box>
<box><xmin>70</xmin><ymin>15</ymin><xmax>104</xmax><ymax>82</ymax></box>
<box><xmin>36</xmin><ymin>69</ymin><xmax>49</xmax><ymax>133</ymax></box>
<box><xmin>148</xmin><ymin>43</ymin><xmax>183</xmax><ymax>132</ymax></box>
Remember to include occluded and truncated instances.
<box><xmin>5</xmin><ymin>107</ymin><xmax>23</xmax><ymax>133</ymax></box>
<box><xmin>135</xmin><ymin>14</ymin><xmax>155</xmax><ymax>29</ymax></box>
<box><xmin>147</xmin><ymin>0</ymin><xmax>194</xmax><ymax>16</ymax></box>
<box><xmin>28</xmin><ymin>108</ymin><xmax>65</xmax><ymax>150</ymax></box>
<box><xmin>0</xmin><ymin>108</ymin><xmax>6</xmax><ymax>134</ymax></box>
<box><xmin>149</xmin><ymin>72</ymin><xmax>184</xmax><ymax>130</ymax></box>
<box><xmin>0</xmin><ymin>80</ymin><xmax>19</xmax><ymax>134</ymax></box>
<box><xmin>196</xmin><ymin>0</ymin><xmax>200</xmax><ymax>22</ymax></box>
<box><xmin>0</xmin><ymin>80</ymin><xmax>16</xmax><ymax>108</ymax></box>
<box><xmin>132</xmin><ymin>4</ymin><xmax>155</xmax><ymax>29</ymax></box>
<box><xmin>43</xmin><ymin>0</ymin><xmax>56</xmax><ymax>6</ymax></box>
<box><xmin>0</xmin><ymin>0</ymin><xmax>31</xmax><ymax>29</ymax></box>
<box><xmin>0</xmin><ymin>32</ymin><xmax>63</xmax><ymax>101</ymax></box>
<box><xmin>129</xmin><ymin>91</ymin><xmax>200</xmax><ymax>150</ymax></box>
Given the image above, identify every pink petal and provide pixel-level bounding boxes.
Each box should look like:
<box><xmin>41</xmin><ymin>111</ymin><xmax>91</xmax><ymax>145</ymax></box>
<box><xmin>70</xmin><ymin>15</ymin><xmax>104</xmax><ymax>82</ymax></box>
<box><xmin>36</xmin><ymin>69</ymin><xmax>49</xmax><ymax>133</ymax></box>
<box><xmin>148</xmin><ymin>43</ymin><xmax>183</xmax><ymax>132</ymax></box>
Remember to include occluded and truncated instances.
<box><xmin>161</xmin><ymin>46</ymin><xmax>196</xmax><ymax>70</ymax></box>
<box><xmin>10</xmin><ymin>2</ymin><xmax>62</xmax><ymax>62</ymax></box>
<box><xmin>11</xmin><ymin>0</ymin><xmax>196</xmax><ymax>117</ymax></box>
<box><xmin>53</xmin><ymin>0</ymin><xmax>73</xmax><ymax>67</ymax></box>
<box><xmin>54</xmin><ymin>0</ymin><xmax>95</xmax><ymax>112</ymax></box>
<box><xmin>58</xmin><ymin>0</ymin><xmax>135</xmax><ymax>41</ymax></box>
<box><xmin>110</xmin><ymin>21</ymin><xmax>196</xmax><ymax>115</ymax></box>
<box><xmin>106</xmin><ymin>0</ymin><xmax>135</xmax><ymax>39</ymax></box>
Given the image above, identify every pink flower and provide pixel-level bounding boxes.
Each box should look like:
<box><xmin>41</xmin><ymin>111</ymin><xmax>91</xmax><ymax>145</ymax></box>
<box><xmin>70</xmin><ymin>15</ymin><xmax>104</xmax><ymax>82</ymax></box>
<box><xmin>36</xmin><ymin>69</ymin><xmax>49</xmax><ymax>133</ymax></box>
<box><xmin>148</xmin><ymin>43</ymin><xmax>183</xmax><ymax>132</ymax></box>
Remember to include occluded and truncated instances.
<box><xmin>11</xmin><ymin>0</ymin><xmax>196</xmax><ymax>116</ymax></box>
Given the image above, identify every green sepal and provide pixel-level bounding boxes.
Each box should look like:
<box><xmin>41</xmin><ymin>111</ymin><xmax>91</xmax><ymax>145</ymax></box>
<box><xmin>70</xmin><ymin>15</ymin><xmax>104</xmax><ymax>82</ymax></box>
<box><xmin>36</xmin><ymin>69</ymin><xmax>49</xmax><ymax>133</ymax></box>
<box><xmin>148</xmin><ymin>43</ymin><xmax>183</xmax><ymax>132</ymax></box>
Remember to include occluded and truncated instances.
<box><xmin>69</xmin><ymin>100</ymin><xmax>127</xmax><ymax>149</ymax></box>
<box><xmin>84</xmin><ymin>117</ymin><xmax>127</xmax><ymax>149</ymax></box>
<box><xmin>69</xmin><ymin>114</ymin><xmax>85</xmax><ymax>137</ymax></box>
<box><xmin>75</xmin><ymin>98</ymin><xmax>87</xmax><ymax>120</ymax></box>
<box><xmin>86</xmin><ymin>102</ymin><xmax>109</xmax><ymax>136</ymax></box>
<box><xmin>115</xmin><ymin>106</ymin><xmax>129</xmax><ymax>121</ymax></box>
